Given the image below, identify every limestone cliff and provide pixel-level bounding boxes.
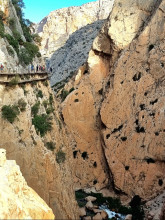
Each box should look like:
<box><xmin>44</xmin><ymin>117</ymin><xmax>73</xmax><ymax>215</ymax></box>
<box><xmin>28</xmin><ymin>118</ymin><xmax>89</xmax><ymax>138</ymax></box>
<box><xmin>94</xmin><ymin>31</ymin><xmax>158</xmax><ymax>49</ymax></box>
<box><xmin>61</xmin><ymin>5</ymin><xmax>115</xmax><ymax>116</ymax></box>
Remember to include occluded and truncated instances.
<box><xmin>0</xmin><ymin>76</ymin><xmax>79</xmax><ymax>219</ymax></box>
<box><xmin>35</xmin><ymin>0</ymin><xmax>114</xmax><ymax>58</ymax></box>
<box><xmin>60</xmin><ymin>0</ymin><xmax>165</xmax><ymax>203</ymax></box>
<box><xmin>0</xmin><ymin>148</ymin><xmax>54</xmax><ymax>219</ymax></box>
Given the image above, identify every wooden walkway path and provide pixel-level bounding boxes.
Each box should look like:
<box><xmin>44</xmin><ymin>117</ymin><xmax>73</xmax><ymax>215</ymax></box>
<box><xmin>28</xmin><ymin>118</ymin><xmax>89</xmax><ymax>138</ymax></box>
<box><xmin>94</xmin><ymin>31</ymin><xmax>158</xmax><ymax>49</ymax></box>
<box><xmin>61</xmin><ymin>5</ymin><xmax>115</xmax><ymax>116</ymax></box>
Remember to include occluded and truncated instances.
<box><xmin>0</xmin><ymin>72</ymin><xmax>49</xmax><ymax>85</ymax></box>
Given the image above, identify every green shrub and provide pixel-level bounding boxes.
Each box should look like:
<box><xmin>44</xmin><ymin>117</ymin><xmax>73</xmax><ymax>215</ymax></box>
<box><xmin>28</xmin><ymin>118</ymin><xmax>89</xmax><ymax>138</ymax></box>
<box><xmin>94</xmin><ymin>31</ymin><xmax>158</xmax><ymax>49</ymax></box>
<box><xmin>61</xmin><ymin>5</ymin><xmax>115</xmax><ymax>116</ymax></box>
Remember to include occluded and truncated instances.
<box><xmin>32</xmin><ymin>114</ymin><xmax>52</xmax><ymax>137</ymax></box>
<box><xmin>46</xmin><ymin>142</ymin><xmax>56</xmax><ymax>151</ymax></box>
<box><xmin>0</xmin><ymin>18</ymin><xmax>5</xmax><ymax>38</ymax></box>
<box><xmin>43</xmin><ymin>100</ymin><xmax>48</xmax><ymax>108</ymax></box>
<box><xmin>37</xmin><ymin>90</ymin><xmax>43</xmax><ymax>98</ymax></box>
<box><xmin>8</xmin><ymin>18</ymin><xmax>15</xmax><ymax>29</ymax></box>
<box><xmin>6</xmin><ymin>45</ymin><xmax>15</xmax><ymax>57</ymax></box>
<box><xmin>60</xmin><ymin>89</ymin><xmax>69</xmax><ymax>101</ymax></box>
<box><xmin>31</xmin><ymin>102</ymin><xmax>40</xmax><ymax>116</ymax></box>
<box><xmin>69</xmin><ymin>87</ymin><xmax>74</xmax><ymax>93</ymax></box>
<box><xmin>23</xmin><ymin>41</ymin><xmax>39</xmax><ymax>58</ymax></box>
<box><xmin>18</xmin><ymin>98</ymin><xmax>27</xmax><ymax>111</ymax></box>
<box><xmin>8</xmin><ymin>75</ymin><xmax>20</xmax><ymax>86</ymax></box>
<box><xmin>46</xmin><ymin>106</ymin><xmax>54</xmax><ymax>114</ymax></box>
<box><xmin>18</xmin><ymin>48</ymin><xmax>32</xmax><ymax>65</ymax></box>
<box><xmin>56</xmin><ymin>150</ymin><xmax>66</xmax><ymax>163</ymax></box>
<box><xmin>5</xmin><ymin>34</ymin><xmax>19</xmax><ymax>54</ymax></box>
<box><xmin>1</xmin><ymin>105</ymin><xmax>20</xmax><ymax>123</ymax></box>
<box><xmin>49</xmin><ymin>94</ymin><xmax>54</xmax><ymax>105</ymax></box>
<box><xmin>32</xmin><ymin>33</ymin><xmax>42</xmax><ymax>45</ymax></box>
<box><xmin>12</xmin><ymin>29</ymin><xmax>23</xmax><ymax>44</ymax></box>
<box><xmin>43</xmin><ymin>81</ymin><xmax>48</xmax><ymax>87</ymax></box>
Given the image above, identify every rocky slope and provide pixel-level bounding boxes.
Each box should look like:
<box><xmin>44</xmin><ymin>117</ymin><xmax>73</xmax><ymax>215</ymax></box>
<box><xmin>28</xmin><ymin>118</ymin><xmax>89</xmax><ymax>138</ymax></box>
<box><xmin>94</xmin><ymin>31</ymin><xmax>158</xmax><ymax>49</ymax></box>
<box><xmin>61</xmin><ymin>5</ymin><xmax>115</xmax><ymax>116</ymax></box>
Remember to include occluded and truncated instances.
<box><xmin>58</xmin><ymin>0</ymin><xmax>165</xmax><ymax>207</ymax></box>
<box><xmin>0</xmin><ymin>148</ymin><xmax>54</xmax><ymax>219</ymax></box>
<box><xmin>35</xmin><ymin>0</ymin><xmax>114</xmax><ymax>58</ymax></box>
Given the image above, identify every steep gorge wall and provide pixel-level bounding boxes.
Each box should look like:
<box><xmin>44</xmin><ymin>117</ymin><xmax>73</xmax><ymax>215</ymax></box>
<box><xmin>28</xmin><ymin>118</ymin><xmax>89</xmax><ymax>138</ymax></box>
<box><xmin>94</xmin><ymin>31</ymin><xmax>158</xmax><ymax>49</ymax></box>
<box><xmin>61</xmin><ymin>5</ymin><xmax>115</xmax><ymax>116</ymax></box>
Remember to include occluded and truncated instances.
<box><xmin>0</xmin><ymin>79</ymin><xmax>79</xmax><ymax>219</ymax></box>
<box><xmin>61</xmin><ymin>0</ymin><xmax>165</xmax><ymax>201</ymax></box>
<box><xmin>35</xmin><ymin>0</ymin><xmax>114</xmax><ymax>58</ymax></box>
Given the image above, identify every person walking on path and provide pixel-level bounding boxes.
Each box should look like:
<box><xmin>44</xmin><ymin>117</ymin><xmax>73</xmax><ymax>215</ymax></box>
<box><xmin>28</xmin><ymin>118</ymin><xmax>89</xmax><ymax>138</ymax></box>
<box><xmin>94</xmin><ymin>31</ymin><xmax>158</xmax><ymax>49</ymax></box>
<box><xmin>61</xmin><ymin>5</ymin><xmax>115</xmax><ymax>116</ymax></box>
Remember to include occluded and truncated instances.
<box><xmin>0</xmin><ymin>63</ymin><xmax>4</xmax><ymax>73</ymax></box>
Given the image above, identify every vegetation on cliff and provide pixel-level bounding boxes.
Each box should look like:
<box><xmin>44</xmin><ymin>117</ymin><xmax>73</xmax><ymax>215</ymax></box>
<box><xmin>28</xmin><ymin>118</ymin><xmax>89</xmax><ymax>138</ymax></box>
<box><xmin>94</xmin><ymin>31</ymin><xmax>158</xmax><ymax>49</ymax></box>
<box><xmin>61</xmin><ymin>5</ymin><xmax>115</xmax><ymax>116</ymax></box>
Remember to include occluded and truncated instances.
<box><xmin>0</xmin><ymin>0</ymin><xmax>41</xmax><ymax>65</ymax></box>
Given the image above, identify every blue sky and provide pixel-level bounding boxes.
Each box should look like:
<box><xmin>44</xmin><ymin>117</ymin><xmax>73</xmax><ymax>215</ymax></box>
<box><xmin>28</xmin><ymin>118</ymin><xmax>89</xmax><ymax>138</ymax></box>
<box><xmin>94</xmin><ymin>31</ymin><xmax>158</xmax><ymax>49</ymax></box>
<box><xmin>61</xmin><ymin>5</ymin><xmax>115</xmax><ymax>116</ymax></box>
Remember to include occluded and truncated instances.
<box><xmin>23</xmin><ymin>0</ymin><xmax>97</xmax><ymax>23</ymax></box>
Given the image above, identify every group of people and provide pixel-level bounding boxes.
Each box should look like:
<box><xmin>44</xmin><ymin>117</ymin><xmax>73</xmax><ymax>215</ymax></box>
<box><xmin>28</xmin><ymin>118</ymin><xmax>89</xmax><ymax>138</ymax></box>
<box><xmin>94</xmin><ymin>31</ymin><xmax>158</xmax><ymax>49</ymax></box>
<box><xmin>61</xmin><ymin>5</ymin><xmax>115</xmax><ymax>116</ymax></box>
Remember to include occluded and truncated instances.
<box><xmin>28</xmin><ymin>64</ymin><xmax>46</xmax><ymax>73</ymax></box>
<box><xmin>28</xmin><ymin>64</ymin><xmax>53</xmax><ymax>73</ymax></box>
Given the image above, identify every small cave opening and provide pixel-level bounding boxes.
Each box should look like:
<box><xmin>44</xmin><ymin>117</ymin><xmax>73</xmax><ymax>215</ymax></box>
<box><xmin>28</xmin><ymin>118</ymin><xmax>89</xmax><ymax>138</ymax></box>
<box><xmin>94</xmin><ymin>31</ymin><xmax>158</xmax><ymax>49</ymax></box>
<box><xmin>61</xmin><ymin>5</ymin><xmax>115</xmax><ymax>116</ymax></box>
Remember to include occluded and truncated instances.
<box><xmin>93</xmin><ymin>161</ymin><xmax>97</xmax><ymax>168</ymax></box>
<box><xmin>74</xmin><ymin>99</ymin><xmax>79</xmax><ymax>102</ymax></box>
<box><xmin>150</xmin><ymin>98</ymin><xmax>158</xmax><ymax>105</ymax></box>
<box><xmin>101</xmin><ymin>121</ymin><xmax>107</xmax><ymax>129</ymax></box>
<box><xmin>148</xmin><ymin>44</ymin><xmax>154</xmax><ymax>51</ymax></box>
<box><xmin>73</xmin><ymin>151</ymin><xmax>78</xmax><ymax>159</ymax></box>
<box><xmin>106</xmin><ymin>134</ymin><xmax>110</xmax><ymax>139</ymax></box>
<box><xmin>125</xmin><ymin>166</ymin><xmax>129</xmax><ymax>171</ymax></box>
<box><xmin>93</xmin><ymin>179</ymin><xmax>98</xmax><ymax>185</ymax></box>
<box><xmin>136</xmin><ymin>126</ymin><xmax>145</xmax><ymax>133</ymax></box>
<box><xmin>149</xmin><ymin>112</ymin><xmax>155</xmax><ymax>117</ymax></box>
<box><xmin>160</xmin><ymin>62</ymin><xmax>164</xmax><ymax>67</ymax></box>
<box><xmin>81</xmin><ymin>152</ymin><xmax>88</xmax><ymax>160</ymax></box>
<box><xmin>139</xmin><ymin>104</ymin><xmax>145</xmax><ymax>110</ymax></box>
<box><xmin>158</xmin><ymin>179</ymin><xmax>163</xmax><ymax>186</ymax></box>
<box><xmin>155</xmin><ymin>132</ymin><xmax>159</xmax><ymax>136</ymax></box>
<box><xmin>132</xmin><ymin>72</ymin><xmax>142</xmax><ymax>81</ymax></box>
<box><xmin>98</xmin><ymin>88</ymin><xmax>103</xmax><ymax>95</ymax></box>
<box><xmin>145</xmin><ymin>158</ymin><xmax>155</xmax><ymax>164</ymax></box>
<box><xmin>121</xmin><ymin>137</ymin><xmax>127</xmax><ymax>141</ymax></box>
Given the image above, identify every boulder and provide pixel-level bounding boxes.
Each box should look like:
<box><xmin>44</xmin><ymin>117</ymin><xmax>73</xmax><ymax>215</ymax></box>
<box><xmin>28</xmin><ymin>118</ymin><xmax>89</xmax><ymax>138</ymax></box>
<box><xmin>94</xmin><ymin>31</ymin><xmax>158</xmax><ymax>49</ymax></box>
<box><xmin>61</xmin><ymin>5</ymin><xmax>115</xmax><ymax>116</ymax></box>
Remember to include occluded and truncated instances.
<box><xmin>93</xmin><ymin>213</ymin><xmax>103</xmax><ymax>220</ymax></box>
<box><xmin>101</xmin><ymin>210</ymin><xmax>108</xmax><ymax>219</ymax></box>
<box><xmin>125</xmin><ymin>214</ymin><xmax>132</xmax><ymax>220</ymax></box>
<box><xmin>85</xmin><ymin>196</ymin><xmax>97</xmax><ymax>202</ymax></box>
<box><xmin>79</xmin><ymin>207</ymin><xmax>86</xmax><ymax>217</ymax></box>
<box><xmin>85</xmin><ymin>201</ymin><xmax>94</xmax><ymax>210</ymax></box>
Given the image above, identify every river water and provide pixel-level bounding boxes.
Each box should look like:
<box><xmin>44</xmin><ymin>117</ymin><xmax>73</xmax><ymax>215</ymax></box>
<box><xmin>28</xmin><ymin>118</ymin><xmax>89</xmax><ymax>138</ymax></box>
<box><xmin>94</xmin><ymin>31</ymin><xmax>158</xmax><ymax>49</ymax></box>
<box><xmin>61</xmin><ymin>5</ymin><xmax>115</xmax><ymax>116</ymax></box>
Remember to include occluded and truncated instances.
<box><xmin>99</xmin><ymin>205</ymin><xmax>126</xmax><ymax>219</ymax></box>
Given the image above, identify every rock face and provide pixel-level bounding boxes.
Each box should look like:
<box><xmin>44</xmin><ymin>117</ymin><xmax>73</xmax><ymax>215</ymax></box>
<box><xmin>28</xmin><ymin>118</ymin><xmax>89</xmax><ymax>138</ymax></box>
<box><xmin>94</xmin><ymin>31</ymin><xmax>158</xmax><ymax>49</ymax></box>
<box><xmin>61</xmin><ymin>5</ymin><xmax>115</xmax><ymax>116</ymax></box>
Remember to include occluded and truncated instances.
<box><xmin>61</xmin><ymin>0</ymin><xmax>165</xmax><ymax>201</ymax></box>
<box><xmin>50</xmin><ymin>20</ymin><xmax>105</xmax><ymax>86</ymax></box>
<box><xmin>36</xmin><ymin>0</ymin><xmax>114</xmax><ymax>58</ymax></box>
<box><xmin>0</xmin><ymin>148</ymin><xmax>54</xmax><ymax>219</ymax></box>
<box><xmin>0</xmin><ymin>0</ymin><xmax>25</xmax><ymax>72</ymax></box>
<box><xmin>0</xmin><ymin>80</ymin><xmax>79</xmax><ymax>219</ymax></box>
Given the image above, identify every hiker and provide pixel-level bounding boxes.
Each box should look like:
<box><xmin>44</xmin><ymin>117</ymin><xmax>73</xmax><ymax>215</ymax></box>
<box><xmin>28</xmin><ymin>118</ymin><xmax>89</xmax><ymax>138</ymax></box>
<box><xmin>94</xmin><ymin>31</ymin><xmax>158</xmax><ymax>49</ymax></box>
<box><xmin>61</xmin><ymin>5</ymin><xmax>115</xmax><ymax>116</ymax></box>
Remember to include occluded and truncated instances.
<box><xmin>0</xmin><ymin>63</ymin><xmax>4</xmax><ymax>73</ymax></box>
<box><xmin>49</xmin><ymin>67</ymin><xmax>52</xmax><ymax>73</ymax></box>
<box><xmin>36</xmin><ymin>65</ymin><xmax>39</xmax><ymax>72</ymax></box>
<box><xmin>31</xmin><ymin>64</ymin><xmax>34</xmax><ymax>73</ymax></box>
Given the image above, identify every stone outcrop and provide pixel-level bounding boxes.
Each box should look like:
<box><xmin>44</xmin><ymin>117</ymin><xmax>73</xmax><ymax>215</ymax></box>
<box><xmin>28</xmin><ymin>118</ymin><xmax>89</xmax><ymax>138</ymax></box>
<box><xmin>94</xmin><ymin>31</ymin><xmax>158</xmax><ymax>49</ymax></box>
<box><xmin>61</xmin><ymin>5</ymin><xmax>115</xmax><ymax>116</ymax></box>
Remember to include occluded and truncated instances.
<box><xmin>61</xmin><ymin>0</ymin><xmax>165</xmax><ymax>202</ymax></box>
<box><xmin>35</xmin><ymin>0</ymin><xmax>114</xmax><ymax>58</ymax></box>
<box><xmin>0</xmin><ymin>148</ymin><xmax>54</xmax><ymax>219</ymax></box>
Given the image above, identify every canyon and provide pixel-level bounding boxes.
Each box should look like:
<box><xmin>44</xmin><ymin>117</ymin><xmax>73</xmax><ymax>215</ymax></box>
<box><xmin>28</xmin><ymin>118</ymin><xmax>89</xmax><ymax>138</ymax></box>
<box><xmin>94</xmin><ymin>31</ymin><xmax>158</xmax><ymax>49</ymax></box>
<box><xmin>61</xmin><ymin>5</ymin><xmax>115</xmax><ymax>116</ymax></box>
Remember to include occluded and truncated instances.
<box><xmin>0</xmin><ymin>0</ymin><xmax>165</xmax><ymax>219</ymax></box>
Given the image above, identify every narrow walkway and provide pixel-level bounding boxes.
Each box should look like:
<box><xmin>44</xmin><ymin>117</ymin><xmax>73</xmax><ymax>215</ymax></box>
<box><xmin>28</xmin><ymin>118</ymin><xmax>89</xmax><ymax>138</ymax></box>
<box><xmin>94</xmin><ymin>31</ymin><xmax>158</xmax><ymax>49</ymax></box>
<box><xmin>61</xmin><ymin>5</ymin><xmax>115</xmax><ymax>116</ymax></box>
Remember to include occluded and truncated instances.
<box><xmin>0</xmin><ymin>72</ymin><xmax>49</xmax><ymax>85</ymax></box>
